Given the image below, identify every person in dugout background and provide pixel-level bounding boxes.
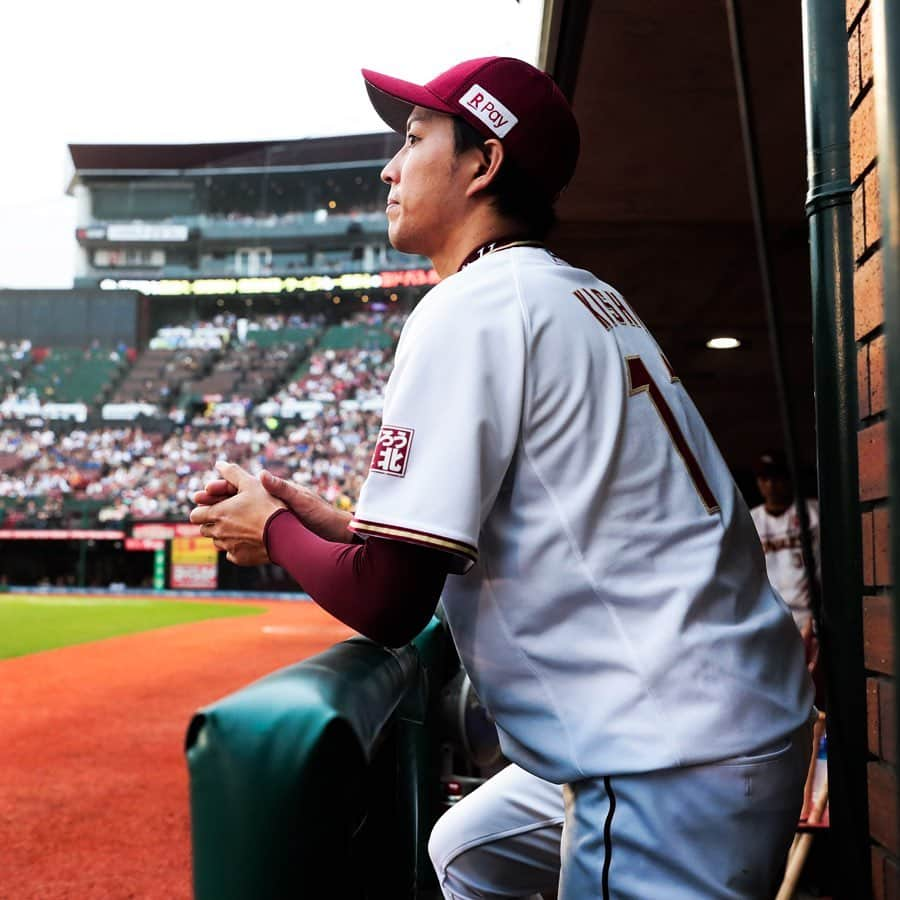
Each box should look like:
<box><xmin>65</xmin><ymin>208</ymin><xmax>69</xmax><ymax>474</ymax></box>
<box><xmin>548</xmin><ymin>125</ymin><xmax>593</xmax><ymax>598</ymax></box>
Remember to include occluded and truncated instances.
<box><xmin>750</xmin><ymin>451</ymin><xmax>820</xmax><ymax>638</ymax></box>
<box><xmin>191</xmin><ymin>56</ymin><xmax>815</xmax><ymax>900</ymax></box>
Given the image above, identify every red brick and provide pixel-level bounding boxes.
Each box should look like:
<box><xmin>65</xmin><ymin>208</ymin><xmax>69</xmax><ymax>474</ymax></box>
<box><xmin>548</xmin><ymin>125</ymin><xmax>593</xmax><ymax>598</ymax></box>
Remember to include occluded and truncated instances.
<box><xmin>854</xmin><ymin>179</ymin><xmax>868</xmax><ymax>260</ymax></box>
<box><xmin>870</xmin><ymin>677</ymin><xmax>882</xmax><ymax>754</ymax></box>
<box><xmin>886</xmin><ymin>853</ymin><xmax>900</xmax><ymax>900</ymax></box>
<box><xmin>880</xmin><ymin>679</ymin><xmax>897</xmax><ymax>764</ymax></box>
<box><xmin>848</xmin><ymin>0</ymin><xmax>867</xmax><ymax>30</ymax></box>
<box><xmin>864</xmin><ymin>594</ymin><xmax>895</xmax><ymax>674</ymax></box>
<box><xmin>852</xmin><ymin>89</ymin><xmax>878</xmax><ymax>184</ymax></box>
<box><xmin>868</xmin><ymin>167</ymin><xmax>883</xmax><ymax>246</ymax></box>
<box><xmin>864</xmin><ymin>509</ymin><xmax>877</xmax><ymax>585</ymax></box>
<box><xmin>860</xmin><ymin>420</ymin><xmax>889</xmax><ymax>501</ymax></box>
<box><xmin>875</xmin><ymin>505</ymin><xmax>893</xmax><ymax>585</ymax></box>
<box><xmin>873</xmin><ymin>845</ymin><xmax>900</xmax><ymax>900</ymax></box>
<box><xmin>875</xmin><ymin>845</ymin><xmax>887</xmax><ymax>900</ymax></box>
<box><xmin>849</xmin><ymin>23</ymin><xmax>862</xmax><ymax>106</ymax></box>
<box><xmin>860</xmin><ymin>342</ymin><xmax>872</xmax><ymax>418</ymax></box>
<box><xmin>872</xmin><ymin>334</ymin><xmax>888</xmax><ymax>415</ymax></box>
<box><xmin>869</xmin><ymin>761</ymin><xmax>900</xmax><ymax>855</ymax></box>
<box><xmin>874</xmin><ymin>848</ymin><xmax>900</xmax><ymax>900</ymax></box>
<box><xmin>861</xmin><ymin>6</ymin><xmax>875</xmax><ymax>91</ymax></box>
<box><xmin>856</xmin><ymin>251</ymin><xmax>885</xmax><ymax>339</ymax></box>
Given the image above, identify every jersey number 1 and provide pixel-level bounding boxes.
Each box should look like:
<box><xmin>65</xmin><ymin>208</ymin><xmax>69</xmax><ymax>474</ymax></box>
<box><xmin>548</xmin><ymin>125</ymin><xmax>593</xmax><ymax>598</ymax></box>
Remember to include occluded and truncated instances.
<box><xmin>626</xmin><ymin>355</ymin><xmax>720</xmax><ymax>514</ymax></box>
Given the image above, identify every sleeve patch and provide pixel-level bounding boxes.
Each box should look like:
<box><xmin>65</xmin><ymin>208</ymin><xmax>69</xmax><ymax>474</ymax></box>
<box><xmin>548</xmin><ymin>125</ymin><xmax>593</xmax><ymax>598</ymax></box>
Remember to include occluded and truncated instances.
<box><xmin>370</xmin><ymin>425</ymin><xmax>414</xmax><ymax>477</ymax></box>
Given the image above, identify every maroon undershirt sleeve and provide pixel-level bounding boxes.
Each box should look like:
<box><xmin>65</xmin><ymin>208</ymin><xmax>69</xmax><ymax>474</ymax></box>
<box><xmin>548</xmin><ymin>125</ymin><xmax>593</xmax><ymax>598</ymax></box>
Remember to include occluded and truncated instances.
<box><xmin>264</xmin><ymin>508</ymin><xmax>451</xmax><ymax>648</ymax></box>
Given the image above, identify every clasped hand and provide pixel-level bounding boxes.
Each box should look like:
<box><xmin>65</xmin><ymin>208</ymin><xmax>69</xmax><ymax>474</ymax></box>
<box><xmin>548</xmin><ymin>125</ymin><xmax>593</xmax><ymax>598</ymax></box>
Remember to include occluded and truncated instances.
<box><xmin>189</xmin><ymin>461</ymin><xmax>286</xmax><ymax>566</ymax></box>
<box><xmin>189</xmin><ymin>461</ymin><xmax>356</xmax><ymax>566</ymax></box>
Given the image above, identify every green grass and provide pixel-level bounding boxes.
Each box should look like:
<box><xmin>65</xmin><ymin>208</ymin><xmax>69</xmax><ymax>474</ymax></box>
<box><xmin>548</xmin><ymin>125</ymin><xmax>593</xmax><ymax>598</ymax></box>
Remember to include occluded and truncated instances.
<box><xmin>0</xmin><ymin>594</ymin><xmax>264</xmax><ymax>660</ymax></box>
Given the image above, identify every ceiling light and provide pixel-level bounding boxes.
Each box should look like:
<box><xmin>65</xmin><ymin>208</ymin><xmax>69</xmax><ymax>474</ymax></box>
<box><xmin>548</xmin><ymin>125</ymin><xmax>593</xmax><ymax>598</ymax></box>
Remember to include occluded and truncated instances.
<box><xmin>706</xmin><ymin>336</ymin><xmax>741</xmax><ymax>350</ymax></box>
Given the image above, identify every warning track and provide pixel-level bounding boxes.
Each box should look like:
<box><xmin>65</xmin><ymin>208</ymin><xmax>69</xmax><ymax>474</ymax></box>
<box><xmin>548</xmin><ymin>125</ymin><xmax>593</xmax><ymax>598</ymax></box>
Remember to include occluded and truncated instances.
<box><xmin>0</xmin><ymin>598</ymin><xmax>353</xmax><ymax>900</ymax></box>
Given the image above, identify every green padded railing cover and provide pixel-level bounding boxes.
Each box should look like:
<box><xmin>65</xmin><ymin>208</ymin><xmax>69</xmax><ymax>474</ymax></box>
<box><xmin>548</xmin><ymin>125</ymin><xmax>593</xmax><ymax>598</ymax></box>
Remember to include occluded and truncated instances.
<box><xmin>186</xmin><ymin>617</ymin><xmax>451</xmax><ymax>899</ymax></box>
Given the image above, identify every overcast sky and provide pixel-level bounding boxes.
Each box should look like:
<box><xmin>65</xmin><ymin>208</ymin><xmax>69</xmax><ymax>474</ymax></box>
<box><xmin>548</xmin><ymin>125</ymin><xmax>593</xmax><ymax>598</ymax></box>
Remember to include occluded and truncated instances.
<box><xmin>0</xmin><ymin>0</ymin><xmax>543</xmax><ymax>289</ymax></box>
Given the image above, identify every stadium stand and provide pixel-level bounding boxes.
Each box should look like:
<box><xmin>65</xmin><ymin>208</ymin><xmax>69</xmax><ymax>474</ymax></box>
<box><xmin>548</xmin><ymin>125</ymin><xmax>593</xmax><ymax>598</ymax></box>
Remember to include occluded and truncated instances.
<box><xmin>10</xmin><ymin>346</ymin><xmax>126</xmax><ymax>405</ymax></box>
<box><xmin>0</xmin><ymin>311</ymin><xmax>407</xmax><ymax>531</ymax></box>
<box><xmin>0</xmin><ymin>341</ymin><xmax>32</xmax><ymax>395</ymax></box>
<box><xmin>109</xmin><ymin>347</ymin><xmax>219</xmax><ymax>408</ymax></box>
<box><xmin>0</xmin><ymin>133</ymin><xmax>436</xmax><ymax>587</ymax></box>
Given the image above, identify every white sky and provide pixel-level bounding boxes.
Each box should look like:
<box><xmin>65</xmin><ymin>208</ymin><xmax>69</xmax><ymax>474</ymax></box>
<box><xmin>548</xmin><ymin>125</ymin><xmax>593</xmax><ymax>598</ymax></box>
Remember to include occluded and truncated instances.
<box><xmin>0</xmin><ymin>0</ymin><xmax>543</xmax><ymax>289</ymax></box>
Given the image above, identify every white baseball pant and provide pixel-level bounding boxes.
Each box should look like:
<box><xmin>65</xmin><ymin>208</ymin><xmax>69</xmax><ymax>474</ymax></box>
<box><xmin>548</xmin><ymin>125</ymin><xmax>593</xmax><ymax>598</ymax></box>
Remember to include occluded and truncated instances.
<box><xmin>428</xmin><ymin>720</ymin><xmax>812</xmax><ymax>899</ymax></box>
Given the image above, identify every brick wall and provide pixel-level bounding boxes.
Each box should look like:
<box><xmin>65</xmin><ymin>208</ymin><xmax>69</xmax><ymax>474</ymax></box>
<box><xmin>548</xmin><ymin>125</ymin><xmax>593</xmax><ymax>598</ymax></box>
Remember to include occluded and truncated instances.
<box><xmin>849</xmin><ymin>1</ymin><xmax>899</xmax><ymax>894</ymax></box>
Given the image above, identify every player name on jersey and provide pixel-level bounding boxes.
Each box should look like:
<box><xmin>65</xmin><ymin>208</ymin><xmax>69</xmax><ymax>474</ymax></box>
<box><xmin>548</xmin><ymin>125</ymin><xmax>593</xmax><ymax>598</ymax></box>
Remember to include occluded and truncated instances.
<box><xmin>760</xmin><ymin>533</ymin><xmax>804</xmax><ymax>554</ymax></box>
<box><xmin>571</xmin><ymin>287</ymin><xmax>643</xmax><ymax>331</ymax></box>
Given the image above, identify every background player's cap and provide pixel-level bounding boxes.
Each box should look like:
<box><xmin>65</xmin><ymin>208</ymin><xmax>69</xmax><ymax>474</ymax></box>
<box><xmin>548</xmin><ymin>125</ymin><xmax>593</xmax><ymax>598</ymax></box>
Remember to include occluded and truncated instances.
<box><xmin>362</xmin><ymin>56</ymin><xmax>580</xmax><ymax>201</ymax></box>
<box><xmin>753</xmin><ymin>449</ymin><xmax>790</xmax><ymax>478</ymax></box>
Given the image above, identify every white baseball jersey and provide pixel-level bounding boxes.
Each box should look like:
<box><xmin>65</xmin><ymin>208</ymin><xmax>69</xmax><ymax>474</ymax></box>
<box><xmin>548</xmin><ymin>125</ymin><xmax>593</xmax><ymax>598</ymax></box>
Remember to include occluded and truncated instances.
<box><xmin>750</xmin><ymin>500</ymin><xmax>820</xmax><ymax>630</ymax></box>
<box><xmin>351</xmin><ymin>245</ymin><xmax>813</xmax><ymax>783</ymax></box>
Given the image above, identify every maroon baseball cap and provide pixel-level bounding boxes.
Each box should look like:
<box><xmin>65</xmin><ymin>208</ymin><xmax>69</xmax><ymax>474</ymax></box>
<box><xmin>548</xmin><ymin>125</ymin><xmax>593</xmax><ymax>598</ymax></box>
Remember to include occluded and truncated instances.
<box><xmin>753</xmin><ymin>449</ymin><xmax>791</xmax><ymax>478</ymax></box>
<box><xmin>362</xmin><ymin>56</ymin><xmax>580</xmax><ymax>201</ymax></box>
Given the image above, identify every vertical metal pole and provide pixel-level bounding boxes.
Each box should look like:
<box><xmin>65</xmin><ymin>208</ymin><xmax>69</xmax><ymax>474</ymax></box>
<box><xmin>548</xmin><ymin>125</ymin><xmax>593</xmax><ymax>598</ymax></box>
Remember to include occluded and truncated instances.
<box><xmin>872</xmin><ymin>0</ymin><xmax>900</xmax><ymax>851</ymax></box>
<box><xmin>723</xmin><ymin>0</ymin><xmax>821</xmax><ymax>628</ymax></box>
<box><xmin>802</xmin><ymin>0</ymin><xmax>871</xmax><ymax>894</ymax></box>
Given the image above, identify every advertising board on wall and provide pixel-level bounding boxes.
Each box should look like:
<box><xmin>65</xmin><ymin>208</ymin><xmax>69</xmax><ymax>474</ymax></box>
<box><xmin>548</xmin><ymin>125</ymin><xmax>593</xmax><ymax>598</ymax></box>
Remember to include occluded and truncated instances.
<box><xmin>170</xmin><ymin>535</ymin><xmax>218</xmax><ymax>589</ymax></box>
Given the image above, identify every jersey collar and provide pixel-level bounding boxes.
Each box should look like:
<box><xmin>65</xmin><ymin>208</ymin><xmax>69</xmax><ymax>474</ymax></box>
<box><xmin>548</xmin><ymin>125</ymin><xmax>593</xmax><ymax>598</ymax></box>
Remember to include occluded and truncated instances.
<box><xmin>457</xmin><ymin>236</ymin><xmax>544</xmax><ymax>272</ymax></box>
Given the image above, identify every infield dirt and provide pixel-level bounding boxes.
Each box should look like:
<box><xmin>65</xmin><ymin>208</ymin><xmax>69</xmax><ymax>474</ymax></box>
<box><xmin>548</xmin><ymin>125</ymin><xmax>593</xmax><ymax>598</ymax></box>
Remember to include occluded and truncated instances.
<box><xmin>0</xmin><ymin>599</ymin><xmax>353</xmax><ymax>900</ymax></box>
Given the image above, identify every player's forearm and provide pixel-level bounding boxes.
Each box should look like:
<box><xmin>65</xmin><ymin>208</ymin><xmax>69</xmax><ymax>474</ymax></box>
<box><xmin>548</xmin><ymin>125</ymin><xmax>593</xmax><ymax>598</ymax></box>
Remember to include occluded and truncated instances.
<box><xmin>320</xmin><ymin>506</ymin><xmax>355</xmax><ymax>543</ymax></box>
<box><xmin>293</xmin><ymin>501</ymin><xmax>355</xmax><ymax>543</ymax></box>
<box><xmin>264</xmin><ymin>509</ymin><xmax>448</xmax><ymax>647</ymax></box>
<box><xmin>258</xmin><ymin>471</ymin><xmax>355</xmax><ymax>543</ymax></box>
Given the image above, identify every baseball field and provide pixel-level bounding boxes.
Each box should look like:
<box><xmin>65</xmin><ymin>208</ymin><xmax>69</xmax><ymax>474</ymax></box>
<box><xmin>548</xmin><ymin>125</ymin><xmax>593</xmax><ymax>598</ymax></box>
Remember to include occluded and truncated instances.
<box><xmin>0</xmin><ymin>591</ymin><xmax>353</xmax><ymax>900</ymax></box>
<box><xmin>0</xmin><ymin>593</ymin><xmax>262</xmax><ymax>659</ymax></box>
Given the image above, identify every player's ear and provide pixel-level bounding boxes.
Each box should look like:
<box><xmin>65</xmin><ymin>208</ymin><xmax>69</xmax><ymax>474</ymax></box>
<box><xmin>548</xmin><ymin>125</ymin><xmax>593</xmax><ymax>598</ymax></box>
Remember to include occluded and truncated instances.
<box><xmin>465</xmin><ymin>138</ymin><xmax>505</xmax><ymax>198</ymax></box>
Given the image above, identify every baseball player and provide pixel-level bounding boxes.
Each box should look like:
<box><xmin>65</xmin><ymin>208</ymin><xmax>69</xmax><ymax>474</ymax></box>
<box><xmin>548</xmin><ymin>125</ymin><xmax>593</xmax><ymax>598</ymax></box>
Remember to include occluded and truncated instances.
<box><xmin>750</xmin><ymin>450</ymin><xmax>821</xmax><ymax>634</ymax></box>
<box><xmin>191</xmin><ymin>57</ymin><xmax>815</xmax><ymax>899</ymax></box>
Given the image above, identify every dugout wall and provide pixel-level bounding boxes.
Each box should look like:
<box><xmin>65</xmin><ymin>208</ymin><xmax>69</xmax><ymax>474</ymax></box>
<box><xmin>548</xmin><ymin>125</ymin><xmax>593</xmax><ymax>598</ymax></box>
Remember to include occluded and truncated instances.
<box><xmin>849</xmin><ymin>0</ymin><xmax>900</xmax><ymax>892</ymax></box>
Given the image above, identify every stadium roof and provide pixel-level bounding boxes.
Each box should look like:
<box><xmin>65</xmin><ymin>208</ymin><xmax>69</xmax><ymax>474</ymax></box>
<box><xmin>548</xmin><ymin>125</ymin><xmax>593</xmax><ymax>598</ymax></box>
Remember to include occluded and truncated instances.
<box><xmin>68</xmin><ymin>131</ymin><xmax>400</xmax><ymax>179</ymax></box>
<box><xmin>542</xmin><ymin>0</ymin><xmax>814</xmax><ymax>473</ymax></box>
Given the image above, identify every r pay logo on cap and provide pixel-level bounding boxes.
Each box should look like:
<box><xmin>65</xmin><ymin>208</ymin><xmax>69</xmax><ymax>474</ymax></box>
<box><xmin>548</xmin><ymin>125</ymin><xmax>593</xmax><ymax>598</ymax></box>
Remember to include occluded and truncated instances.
<box><xmin>459</xmin><ymin>84</ymin><xmax>518</xmax><ymax>138</ymax></box>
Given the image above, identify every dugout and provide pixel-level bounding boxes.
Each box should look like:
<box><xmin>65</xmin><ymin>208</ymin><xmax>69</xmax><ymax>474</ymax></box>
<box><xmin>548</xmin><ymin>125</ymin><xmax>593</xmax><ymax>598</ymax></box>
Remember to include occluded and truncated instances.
<box><xmin>0</xmin><ymin>533</ymin><xmax>151</xmax><ymax>589</ymax></box>
<box><xmin>542</xmin><ymin>0</ymin><xmax>896</xmax><ymax>894</ymax></box>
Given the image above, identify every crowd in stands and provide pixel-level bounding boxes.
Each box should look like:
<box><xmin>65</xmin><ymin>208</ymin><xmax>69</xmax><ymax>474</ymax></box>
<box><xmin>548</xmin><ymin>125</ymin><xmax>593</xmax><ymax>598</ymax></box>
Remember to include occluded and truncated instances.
<box><xmin>0</xmin><ymin>409</ymin><xmax>380</xmax><ymax>528</ymax></box>
<box><xmin>149</xmin><ymin>312</ymin><xmax>325</xmax><ymax>351</ymax></box>
<box><xmin>219</xmin><ymin>205</ymin><xmax>385</xmax><ymax>225</ymax></box>
<box><xmin>1</xmin><ymin>341</ymin><xmax>133</xmax><ymax>408</ymax></box>
<box><xmin>0</xmin><ymin>340</ymin><xmax>32</xmax><ymax>397</ymax></box>
<box><xmin>291</xmin><ymin>348</ymin><xmax>390</xmax><ymax>404</ymax></box>
<box><xmin>0</xmin><ymin>310</ymin><xmax>411</xmax><ymax>529</ymax></box>
<box><xmin>104</xmin><ymin>312</ymin><xmax>325</xmax><ymax>417</ymax></box>
<box><xmin>151</xmin><ymin>203</ymin><xmax>386</xmax><ymax>229</ymax></box>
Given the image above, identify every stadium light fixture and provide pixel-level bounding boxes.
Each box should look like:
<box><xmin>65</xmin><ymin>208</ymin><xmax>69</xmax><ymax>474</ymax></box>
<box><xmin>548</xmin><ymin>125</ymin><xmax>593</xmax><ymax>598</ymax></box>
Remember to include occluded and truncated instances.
<box><xmin>706</xmin><ymin>336</ymin><xmax>742</xmax><ymax>350</ymax></box>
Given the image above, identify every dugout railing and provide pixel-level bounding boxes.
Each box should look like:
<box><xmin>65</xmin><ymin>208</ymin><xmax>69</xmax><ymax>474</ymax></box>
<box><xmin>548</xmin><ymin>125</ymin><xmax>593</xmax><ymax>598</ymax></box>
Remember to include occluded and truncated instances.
<box><xmin>185</xmin><ymin>615</ymin><xmax>455</xmax><ymax>899</ymax></box>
